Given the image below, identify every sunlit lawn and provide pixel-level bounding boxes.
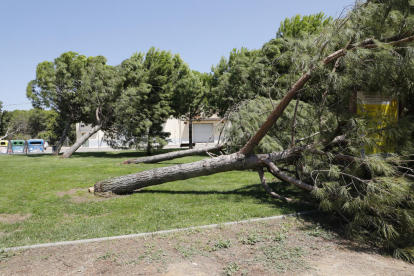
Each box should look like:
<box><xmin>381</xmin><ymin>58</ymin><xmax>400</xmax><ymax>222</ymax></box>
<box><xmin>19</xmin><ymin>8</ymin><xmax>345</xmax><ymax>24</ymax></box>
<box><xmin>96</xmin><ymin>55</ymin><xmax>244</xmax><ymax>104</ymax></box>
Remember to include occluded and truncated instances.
<box><xmin>0</xmin><ymin>150</ymin><xmax>313</xmax><ymax>247</ymax></box>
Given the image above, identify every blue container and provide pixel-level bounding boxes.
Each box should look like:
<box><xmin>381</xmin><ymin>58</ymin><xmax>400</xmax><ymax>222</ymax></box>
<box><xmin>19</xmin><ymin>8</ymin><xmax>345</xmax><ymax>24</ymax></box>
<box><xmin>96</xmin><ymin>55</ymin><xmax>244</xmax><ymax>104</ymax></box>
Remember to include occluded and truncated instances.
<box><xmin>0</xmin><ymin>140</ymin><xmax>10</xmax><ymax>154</ymax></box>
<box><xmin>27</xmin><ymin>139</ymin><xmax>45</xmax><ymax>153</ymax></box>
<box><xmin>11</xmin><ymin>140</ymin><xmax>26</xmax><ymax>154</ymax></box>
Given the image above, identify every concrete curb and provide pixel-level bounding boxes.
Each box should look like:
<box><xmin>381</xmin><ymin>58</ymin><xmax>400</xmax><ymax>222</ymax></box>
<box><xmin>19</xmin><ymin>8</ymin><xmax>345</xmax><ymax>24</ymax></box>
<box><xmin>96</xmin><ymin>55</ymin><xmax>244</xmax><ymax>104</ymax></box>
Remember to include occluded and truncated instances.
<box><xmin>2</xmin><ymin>210</ymin><xmax>318</xmax><ymax>252</ymax></box>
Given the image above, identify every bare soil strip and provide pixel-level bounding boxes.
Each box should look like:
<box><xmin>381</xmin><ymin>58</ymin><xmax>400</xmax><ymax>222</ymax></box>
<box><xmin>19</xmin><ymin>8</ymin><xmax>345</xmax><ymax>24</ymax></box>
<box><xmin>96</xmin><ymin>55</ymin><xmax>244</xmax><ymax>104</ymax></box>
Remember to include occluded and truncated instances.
<box><xmin>1</xmin><ymin>214</ymin><xmax>413</xmax><ymax>275</ymax></box>
<box><xmin>3</xmin><ymin>211</ymin><xmax>316</xmax><ymax>252</ymax></box>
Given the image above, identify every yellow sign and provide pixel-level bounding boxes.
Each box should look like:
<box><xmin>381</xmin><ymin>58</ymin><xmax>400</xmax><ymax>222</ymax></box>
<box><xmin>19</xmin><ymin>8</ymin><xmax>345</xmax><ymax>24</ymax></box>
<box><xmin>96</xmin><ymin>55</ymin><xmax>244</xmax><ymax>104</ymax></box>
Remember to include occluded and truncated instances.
<box><xmin>356</xmin><ymin>92</ymin><xmax>398</xmax><ymax>156</ymax></box>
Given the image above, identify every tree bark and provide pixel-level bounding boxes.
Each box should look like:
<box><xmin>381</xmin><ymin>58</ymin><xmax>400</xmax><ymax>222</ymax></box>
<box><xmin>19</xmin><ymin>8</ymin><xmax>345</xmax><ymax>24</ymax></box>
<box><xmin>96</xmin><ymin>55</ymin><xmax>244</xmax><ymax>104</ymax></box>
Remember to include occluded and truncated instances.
<box><xmin>52</xmin><ymin>118</ymin><xmax>72</xmax><ymax>156</ymax></box>
<box><xmin>0</xmin><ymin>110</ymin><xmax>5</xmax><ymax>135</ymax></box>
<box><xmin>146</xmin><ymin>127</ymin><xmax>153</xmax><ymax>156</ymax></box>
<box><xmin>189</xmin><ymin>117</ymin><xmax>193</xmax><ymax>149</ymax></box>
<box><xmin>123</xmin><ymin>144</ymin><xmax>224</xmax><ymax>164</ymax></box>
<box><xmin>60</xmin><ymin>124</ymin><xmax>102</xmax><ymax>158</ymax></box>
<box><xmin>95</xmin><ymin>148</ymin><xmax>303</xmax><ymax>194</ymax></box>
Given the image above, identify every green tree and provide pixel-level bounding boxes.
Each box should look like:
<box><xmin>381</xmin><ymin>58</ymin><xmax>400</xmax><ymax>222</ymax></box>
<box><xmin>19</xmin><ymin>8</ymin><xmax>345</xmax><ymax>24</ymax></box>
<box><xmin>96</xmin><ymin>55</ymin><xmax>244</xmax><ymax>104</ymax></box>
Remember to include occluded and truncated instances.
<box><xmin>0</xmin><ymin>109</ymin><xmax>57</xmax><ymax>140</ymax></box>
<box><xmin>0</xmin><ymin>110</ymin><xmax>30</xmax><ymax>140</ymax></box>
<box><xmin>209</xmin><ymin>12</ymin><xmax>332</xmax><ymax>122</ymax></box>
<box><xmin>27</xmin><ymin>51</ymin><xmax>88</xmax><ymax>155</ymax></box>
<box><xmin>141</xmin><ymin>47</ymin><xmax>190</xmax><ymax>155</ymax></box>
<box><xmin>171</xmin><ymin>71</ymin><xmax>208</xmax><ymax>149</ymax></box>
<box><xmin>276</xmin><ymin>12</ymin><xmax>333</xmax><ymax>38</ymax></box>
<box><xmin>108</xmin><ymin>48</ymin><xmax>190</xmax><ymax>155</ymax></box>
<box><xmin>38</xmin><ymin>110</ymin><xmax>76</xmax><ymax>145</ymax></box>
<box><xmin>209</xmin><ymin>48</ymin><xmax>267</xmax><ymax>118</ymax></box>
<box><xmin>60</xmin><ymin>56</ymin><xmax>122</xmax><ymax>158</ymax></box>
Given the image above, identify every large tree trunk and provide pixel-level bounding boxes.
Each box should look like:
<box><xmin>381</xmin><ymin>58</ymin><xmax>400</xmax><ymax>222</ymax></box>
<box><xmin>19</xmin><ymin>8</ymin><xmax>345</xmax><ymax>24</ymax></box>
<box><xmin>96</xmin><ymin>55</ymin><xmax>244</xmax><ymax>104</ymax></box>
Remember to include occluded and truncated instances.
<box><xmin>52</xmin><ymin>118</ymin><xmax>72</xmax><ymax>156</ymax></box>
<box><xmin>123</xmin><ymin>144</ymin><xmax>224</xmax><ymax>164</ymax></box>
<box><xmin>60</xmin><ymin>124</ymin><xmax>102</xmax><ymax>159</ymax></box>
<box><xmin>189</xmin><ymin>117</ymin><xmax>193</xmax><ymax>149</ymax></box>
<box><xmin>95</xmin><ymin>148</ymin><xmax>302</xmax><ymax>194</ymax></box>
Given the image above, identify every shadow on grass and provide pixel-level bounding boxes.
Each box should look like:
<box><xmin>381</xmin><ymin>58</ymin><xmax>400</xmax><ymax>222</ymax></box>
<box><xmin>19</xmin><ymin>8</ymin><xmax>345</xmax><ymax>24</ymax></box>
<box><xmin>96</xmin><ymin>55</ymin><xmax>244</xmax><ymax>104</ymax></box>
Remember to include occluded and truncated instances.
<box><xmin>292</xmin><ymin>210</ymin><xmax>385</xmax><ymax>256</ymax></box>
<box><xmin>138</xmin><ymin>182</ymin><xmax>317</xmax><ymax>212</ymax></box>
<box><xmin>69</xmin><ymin>149</ymin><xmax>212</xmax><ymax>159</ymax></box>
<box><xmin>18</xmin><ymin>153</ymin><xmax>50</xmax><ymax>158</ymax></box>
<box><xmin>21</xmin><ymin>148</ymin><xmax>208</xmax><ymax>159</ymax></box>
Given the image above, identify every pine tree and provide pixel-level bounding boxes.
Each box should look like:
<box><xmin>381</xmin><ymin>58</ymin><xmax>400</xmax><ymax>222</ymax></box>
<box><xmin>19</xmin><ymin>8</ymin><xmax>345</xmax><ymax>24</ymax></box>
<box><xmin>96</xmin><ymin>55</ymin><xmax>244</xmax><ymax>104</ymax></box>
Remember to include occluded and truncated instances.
<box><xmin>26</xmin><ymin>52</ymin><xmax>89</xmax><ymax>155</ymax></box>
<box><xmin>106</xmin><ymin>48</ymin><xmax>190</xmax><ymax>155</ymax></box>
<box><xmin>171</xmin><ymin>71</ymin><xmax>208</xmax><ymax>149</ymax></box>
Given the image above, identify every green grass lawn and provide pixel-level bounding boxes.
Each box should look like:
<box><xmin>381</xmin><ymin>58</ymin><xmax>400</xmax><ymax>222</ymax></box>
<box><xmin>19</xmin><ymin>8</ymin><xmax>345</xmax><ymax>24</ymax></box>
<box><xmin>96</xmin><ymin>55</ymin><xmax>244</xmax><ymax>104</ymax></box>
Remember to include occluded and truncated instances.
<box><xmin>0</xmin><ymin>150</ymin><xmax>313</xmax><ymax>248</ymax></box>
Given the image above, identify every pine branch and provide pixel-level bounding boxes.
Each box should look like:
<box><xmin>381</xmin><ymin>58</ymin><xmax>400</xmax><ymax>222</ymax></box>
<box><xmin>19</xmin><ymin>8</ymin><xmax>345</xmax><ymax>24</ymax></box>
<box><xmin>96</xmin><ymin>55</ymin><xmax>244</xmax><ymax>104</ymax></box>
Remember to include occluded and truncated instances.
<box><xmin>257</xmin><ymin>167</ymin><xmax>318</xmax><ymax>207</ymax></box>
<box><xmin>290</xmin><ymin>93</ymin><xmax>301</xmax><ymax>147</ymax></box>
<box><xmin>261</xmin><ymin>158</ymin><xmax>315</xmax><ymax>192</ymax></box>
<box><xmin>306</xmin><ymin>148</ymin><xmax>356</xmax><ymax>163</ymax></box>
<box><xmin>240</xmin><ymin>32</ymin><xmax>414</xmax><ymax>155</ymax></box>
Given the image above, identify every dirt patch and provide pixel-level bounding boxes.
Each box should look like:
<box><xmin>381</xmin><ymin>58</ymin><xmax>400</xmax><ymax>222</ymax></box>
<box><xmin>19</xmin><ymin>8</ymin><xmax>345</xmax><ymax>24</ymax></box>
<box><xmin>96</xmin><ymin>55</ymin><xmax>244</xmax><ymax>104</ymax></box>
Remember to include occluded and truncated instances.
<box><xmin>0</xmin><ymin>213</ymin><xmax>31</xmax><ymax>224</ymax></box>
<box><xmin>56</xmin><ymin>188</ymin><xmax>117</xmax><ymax>203</ymax></box>
<box><xmin>306</xmin><ymin>248</ymin><xmax>412</xmax><ymax>276</ymax></box>
<box><xmin>56</xmin><ymin>188</ymin><xmax>86</xmax><ymax>197</ymax></box>
<box><xmin>1</xmin><ymin>216</ymin><xmax>413</xmax><ymax>275</ymax></box>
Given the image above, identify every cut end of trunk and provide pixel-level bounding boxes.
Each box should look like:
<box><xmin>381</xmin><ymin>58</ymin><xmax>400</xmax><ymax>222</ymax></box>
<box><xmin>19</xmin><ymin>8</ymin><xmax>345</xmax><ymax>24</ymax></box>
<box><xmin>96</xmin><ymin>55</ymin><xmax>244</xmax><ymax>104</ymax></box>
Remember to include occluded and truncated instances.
<box><xmin>88</xmin><ymin>187</ymin><xmax>94</xmax><ymax>193</ymax></box>
<box><xmin>94</xmin><ymin>181</ymin><xmax>103</xmax><ymax>194</ymax></box>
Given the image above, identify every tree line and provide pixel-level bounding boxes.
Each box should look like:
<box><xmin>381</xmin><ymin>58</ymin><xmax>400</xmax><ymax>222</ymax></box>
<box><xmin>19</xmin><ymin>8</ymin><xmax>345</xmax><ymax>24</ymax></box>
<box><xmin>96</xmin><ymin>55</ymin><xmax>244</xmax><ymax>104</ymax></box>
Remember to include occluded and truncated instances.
<box><xmin>0</xmin><ymin>107</ymin><xmax>76</xmax><ymax>143</ymax></box>
<box><xmin>2</xmin><ymin>11</ymin><xmax>334</xmax><ymax>158</ymax></box>
<box><xmin>1</xmin><ymin>0</ymin><xmax>414</xmax><ymax>262</ymax></box>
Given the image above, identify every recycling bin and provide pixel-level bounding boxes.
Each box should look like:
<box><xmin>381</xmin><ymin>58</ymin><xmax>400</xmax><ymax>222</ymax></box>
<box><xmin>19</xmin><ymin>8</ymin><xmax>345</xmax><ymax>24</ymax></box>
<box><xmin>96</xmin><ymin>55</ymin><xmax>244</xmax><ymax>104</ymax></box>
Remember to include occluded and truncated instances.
<box><xmin>27</xmin><ymin>139</ymin><xmax>44</xmax><ymax>154</ymax></box>
<box><xmin>11</xmin><ymin>140</ymin><xmax>27</xmax><ymax>154</ymax></box>
<box><xmin>0</xmin><ymin>140</ymin><xmax>9</xmax><ymax>154</ymax></box>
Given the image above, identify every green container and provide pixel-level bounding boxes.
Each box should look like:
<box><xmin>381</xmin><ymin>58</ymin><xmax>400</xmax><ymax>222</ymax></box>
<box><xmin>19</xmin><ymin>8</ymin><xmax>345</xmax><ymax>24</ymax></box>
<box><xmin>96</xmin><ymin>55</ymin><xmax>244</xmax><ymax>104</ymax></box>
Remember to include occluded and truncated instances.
<box><xmin>11</xmin><ymin>140</ymin><xmax>26</xmax><ymax>154</ymax></box>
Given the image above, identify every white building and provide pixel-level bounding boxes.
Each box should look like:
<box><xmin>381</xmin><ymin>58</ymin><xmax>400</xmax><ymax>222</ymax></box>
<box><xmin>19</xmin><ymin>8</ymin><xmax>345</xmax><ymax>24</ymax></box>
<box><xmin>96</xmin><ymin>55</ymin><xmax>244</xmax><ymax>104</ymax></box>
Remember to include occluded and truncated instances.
<box><xmin>75</xmin><ymin>115</ymin><xmax>223</xmax><ymax>148</ymax></box>
<box><xmin>76</xmin><ymin>123</ymin><xmax>108</xmax><ymax>148</ymax></box>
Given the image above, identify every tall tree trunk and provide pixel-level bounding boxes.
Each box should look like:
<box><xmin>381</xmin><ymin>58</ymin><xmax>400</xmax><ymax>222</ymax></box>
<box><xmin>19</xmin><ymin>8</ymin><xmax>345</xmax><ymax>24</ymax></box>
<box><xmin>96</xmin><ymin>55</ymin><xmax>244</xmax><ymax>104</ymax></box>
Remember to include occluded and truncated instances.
<box><xmin>52</xmin><ymin>118</ymin><xmax>72</xmax><ymax>156</ymax></box>
<box><xmin>189</xmin><ymin>117</ymin><xmax>193</xmax><ymax>149</ymax></box>
<box><xmin>95</xmin><ymin>148</ymin><xmax>302</xmax><ymax>194</ymax></box>
<box><xmin>146</xmin><ymin>127</ymin><xmax>153</xmax><ymax>156</ymax></box>
<box><xmin>60</xmin><ymin>124</ymin><xmax>102</xmax><ymax>159</ymax></box>
<box><xmin>0</xmin><ymin>110</ymin><xmax>4</xmax><ymax>135</ymax></box>
<box><xmin>123</xmin><ymin>144</ymin><xmax>224</xmax><ymax>164</ymax></box>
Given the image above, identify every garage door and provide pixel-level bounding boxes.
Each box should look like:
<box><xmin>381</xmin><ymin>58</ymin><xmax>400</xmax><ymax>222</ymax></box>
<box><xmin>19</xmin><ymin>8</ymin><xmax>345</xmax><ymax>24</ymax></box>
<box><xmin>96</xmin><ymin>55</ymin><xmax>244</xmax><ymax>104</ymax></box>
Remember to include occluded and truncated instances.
<box><xmin>193</xmin><ymin>123</ymin><xmax>213</xmax><ymax>143</ymax></box>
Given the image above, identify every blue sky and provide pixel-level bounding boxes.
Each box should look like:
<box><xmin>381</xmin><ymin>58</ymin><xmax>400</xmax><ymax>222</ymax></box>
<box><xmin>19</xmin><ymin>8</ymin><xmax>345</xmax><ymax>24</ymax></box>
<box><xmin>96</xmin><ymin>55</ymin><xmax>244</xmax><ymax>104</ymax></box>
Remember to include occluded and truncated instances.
<box><xmin>0</xmin><ymin>0</ymin><xmax>353</xmax><ymax>111</ymax></box>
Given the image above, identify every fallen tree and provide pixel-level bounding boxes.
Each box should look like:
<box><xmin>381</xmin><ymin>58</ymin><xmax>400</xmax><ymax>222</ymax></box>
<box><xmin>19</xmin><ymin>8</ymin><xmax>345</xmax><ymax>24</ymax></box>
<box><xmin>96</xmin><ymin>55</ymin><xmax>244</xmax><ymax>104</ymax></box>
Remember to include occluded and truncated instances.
<box><xmin>96</xmin><ymin>147</ymin><xmax>303</xmax><ymax>194</ymax></box>
<box><xmin>122</xmin><ymin>144</ymin><xmax>225</xmax><ymax>164</ymax></box>
<box><xmin>94</xmin><ymin>1</ymin><xmax>414</xmax><ymax>262</ymax></box>
<box><xmin>96</xmin><ymin>35</ymin><xmax>414</xmax><ymax>193</ymax></box>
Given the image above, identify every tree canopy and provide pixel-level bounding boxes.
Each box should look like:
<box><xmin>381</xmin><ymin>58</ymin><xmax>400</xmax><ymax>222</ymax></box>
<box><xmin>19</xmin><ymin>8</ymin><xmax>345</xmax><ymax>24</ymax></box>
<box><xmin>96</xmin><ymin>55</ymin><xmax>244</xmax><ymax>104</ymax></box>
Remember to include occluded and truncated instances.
<box><xmin>106</xmin><ymin>47</ymin><xmax>191</xmax><ymax>154</ymax></box>
<box><xmin>276</xmin><ymin>12</ymin><xmax>333</xmax><ymax>38</ymax></box>
<box><xmin>26</xmin><ymin>51</ymin><xmax>89</xmax><ymax>154</ymax></box>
